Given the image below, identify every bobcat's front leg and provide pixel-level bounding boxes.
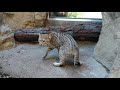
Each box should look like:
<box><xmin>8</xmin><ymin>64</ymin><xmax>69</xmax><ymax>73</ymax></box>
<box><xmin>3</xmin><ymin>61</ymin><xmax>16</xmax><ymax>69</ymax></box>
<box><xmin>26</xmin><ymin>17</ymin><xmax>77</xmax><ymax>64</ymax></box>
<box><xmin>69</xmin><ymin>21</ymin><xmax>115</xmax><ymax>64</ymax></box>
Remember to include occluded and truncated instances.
<box><xmin>43</xmin><ymin>47</ymin><xmax>53</xmax><ymax>59</ymax></box>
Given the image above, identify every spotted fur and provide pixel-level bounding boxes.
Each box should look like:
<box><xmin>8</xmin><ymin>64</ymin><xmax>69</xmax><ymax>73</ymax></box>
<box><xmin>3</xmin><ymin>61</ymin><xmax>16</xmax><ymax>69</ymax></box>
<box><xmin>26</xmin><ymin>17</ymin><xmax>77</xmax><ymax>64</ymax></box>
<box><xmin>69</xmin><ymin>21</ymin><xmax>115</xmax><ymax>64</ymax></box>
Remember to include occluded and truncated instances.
<box><xmin>38</xmin><ymin>31</ymin><xmax>81</xmax><ymax>67</ymax></box>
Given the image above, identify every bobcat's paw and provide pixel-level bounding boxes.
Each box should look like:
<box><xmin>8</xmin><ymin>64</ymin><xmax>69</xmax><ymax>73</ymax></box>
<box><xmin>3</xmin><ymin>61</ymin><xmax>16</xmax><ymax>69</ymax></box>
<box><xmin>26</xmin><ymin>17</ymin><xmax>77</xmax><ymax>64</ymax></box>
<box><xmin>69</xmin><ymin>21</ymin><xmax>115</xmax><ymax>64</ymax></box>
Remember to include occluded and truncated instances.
<box><xmin>53</xmin><ymin>62</ymin><xmax>64</xmax><ymax>67</ymax></box>
<box><xmin>74</xmin><ymin>62</ymin><xmax>81</xmax><ymax>67</ymax></box>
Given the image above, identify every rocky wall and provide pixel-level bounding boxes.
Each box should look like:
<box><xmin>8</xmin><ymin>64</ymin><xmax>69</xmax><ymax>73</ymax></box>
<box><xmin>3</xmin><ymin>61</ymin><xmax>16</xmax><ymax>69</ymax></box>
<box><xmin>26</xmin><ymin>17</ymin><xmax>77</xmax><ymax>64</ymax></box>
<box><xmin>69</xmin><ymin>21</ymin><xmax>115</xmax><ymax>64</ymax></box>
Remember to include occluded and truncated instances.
<box><xmin>3</xmin><ymin>12</ymin><xmax>48</xmax><ymax>30</ymax></box>
<box><xmin>94</xmin><ymin>12</ymin><xmax>120</xmax><ymax>77</ymax></box>
<box><xmin>0</xmin><ymin>12</ymin><xmax>48</xmax><ymax>50</ymax></box>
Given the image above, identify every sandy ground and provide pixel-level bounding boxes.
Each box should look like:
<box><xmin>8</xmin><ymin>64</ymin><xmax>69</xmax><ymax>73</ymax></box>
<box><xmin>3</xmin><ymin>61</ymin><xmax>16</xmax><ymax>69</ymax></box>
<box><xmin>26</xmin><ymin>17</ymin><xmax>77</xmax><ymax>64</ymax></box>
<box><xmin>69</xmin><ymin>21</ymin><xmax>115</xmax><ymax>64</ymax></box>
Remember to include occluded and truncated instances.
<box><xmin>0</xmin><ymin>41</ymin><xmax>108</xmax><ymax>78</ymax></box>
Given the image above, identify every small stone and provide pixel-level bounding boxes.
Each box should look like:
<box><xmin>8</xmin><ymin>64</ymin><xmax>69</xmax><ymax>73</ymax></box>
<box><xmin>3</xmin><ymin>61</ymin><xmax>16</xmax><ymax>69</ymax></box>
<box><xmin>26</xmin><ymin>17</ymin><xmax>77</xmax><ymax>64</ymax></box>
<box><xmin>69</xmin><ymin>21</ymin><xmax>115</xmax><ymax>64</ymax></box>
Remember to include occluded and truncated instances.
<box><xmin>17</xmin><ymin>51</ymin><xmax>20</xmax><ymax>53</ymax></box>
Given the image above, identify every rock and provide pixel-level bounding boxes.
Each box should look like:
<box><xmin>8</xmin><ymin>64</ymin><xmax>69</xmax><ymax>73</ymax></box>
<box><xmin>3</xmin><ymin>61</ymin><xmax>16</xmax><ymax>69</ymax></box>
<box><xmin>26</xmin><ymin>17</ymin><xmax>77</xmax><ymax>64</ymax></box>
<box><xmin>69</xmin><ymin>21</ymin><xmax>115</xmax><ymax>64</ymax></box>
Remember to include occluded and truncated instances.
<box><xmin>0</xmin><ymin>73</ymin><xmax>12</xmax><ymax>78</ymax></box>
<box><xmin>107</xmin><ymin>33</ymin><xmax>120</xmax><ymax>78</ymax></box>
<box><xmin>0</xmin><ymin>12</ymin><xmax>48</xmax><ymax>50</ymax></box>
<box><xmin>0</xmin><ymin>24</ymin><xmax>15</xmax><ymax>50</ymax></box>
<box><xmin>106</xmin><ymin>68</ymin><xmax>120</xmax><ymax>78</ymax></box>
<box><xmin>3</xmin><ymin>12</ymin><xmax>48</xmax><ymax>30</ymax></box>
<box><xmin>94</xmin><ymin>12</ymin><xmax>120</xmax><ymax>77</ymax></box>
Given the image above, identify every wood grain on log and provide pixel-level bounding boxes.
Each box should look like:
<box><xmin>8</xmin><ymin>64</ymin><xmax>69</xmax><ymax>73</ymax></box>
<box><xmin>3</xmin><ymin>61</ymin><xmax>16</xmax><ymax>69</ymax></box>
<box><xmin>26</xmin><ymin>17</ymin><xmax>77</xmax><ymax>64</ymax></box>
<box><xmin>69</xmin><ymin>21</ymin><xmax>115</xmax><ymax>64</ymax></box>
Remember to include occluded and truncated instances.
<box><xmin>14</xmin><ymin>24</ymin><xmax>102</xmax><ymax>42</ymax></box>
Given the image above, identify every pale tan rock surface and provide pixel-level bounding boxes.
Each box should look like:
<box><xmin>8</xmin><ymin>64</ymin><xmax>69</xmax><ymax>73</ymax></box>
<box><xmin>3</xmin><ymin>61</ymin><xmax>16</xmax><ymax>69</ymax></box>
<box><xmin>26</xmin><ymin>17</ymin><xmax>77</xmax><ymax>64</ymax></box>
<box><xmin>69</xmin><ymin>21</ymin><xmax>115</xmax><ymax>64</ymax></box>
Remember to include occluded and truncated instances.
<box><xmin>3</xmin><ymin>12</ymin><xmax>48</xmax><ymax>30</ymax></box>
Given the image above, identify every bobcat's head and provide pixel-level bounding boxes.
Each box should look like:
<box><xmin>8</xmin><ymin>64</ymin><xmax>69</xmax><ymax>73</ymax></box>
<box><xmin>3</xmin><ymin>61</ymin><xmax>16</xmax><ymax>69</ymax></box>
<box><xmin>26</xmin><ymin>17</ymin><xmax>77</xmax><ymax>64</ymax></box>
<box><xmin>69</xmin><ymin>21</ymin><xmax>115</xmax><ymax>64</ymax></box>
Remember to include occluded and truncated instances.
<box><xmin>38</xmin><ymin>33</ymin><xmax>52</xmax><ymax>46</ymax></box>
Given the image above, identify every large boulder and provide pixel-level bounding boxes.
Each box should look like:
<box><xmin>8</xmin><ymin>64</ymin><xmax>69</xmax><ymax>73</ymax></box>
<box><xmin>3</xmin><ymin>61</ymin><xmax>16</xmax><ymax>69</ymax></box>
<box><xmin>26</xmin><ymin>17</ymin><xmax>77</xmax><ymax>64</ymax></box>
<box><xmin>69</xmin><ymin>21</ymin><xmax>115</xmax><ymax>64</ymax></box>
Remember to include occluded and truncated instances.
<box><xmin>0</xmin><ymin>24</ymin><xmax>15</xmax><ymax>50</ymax></box>
<box><xmin>0</xmin><ymin>12</ymin><xmax>15</xmax><ymax>50</ymax></box>
<box><xmin>94</xmin><ymin>12</ymin><xmax>120</xmax><ymax>77</ymax></box>
<box><xmin>0</xmin><ymin>12</ymin><xmax>48</xmax><ymax>50</ymax></box>
<box><xmin>3</xmin><ymin>12</ymin><xmax>48</xmax><ymax>30</ymax></box>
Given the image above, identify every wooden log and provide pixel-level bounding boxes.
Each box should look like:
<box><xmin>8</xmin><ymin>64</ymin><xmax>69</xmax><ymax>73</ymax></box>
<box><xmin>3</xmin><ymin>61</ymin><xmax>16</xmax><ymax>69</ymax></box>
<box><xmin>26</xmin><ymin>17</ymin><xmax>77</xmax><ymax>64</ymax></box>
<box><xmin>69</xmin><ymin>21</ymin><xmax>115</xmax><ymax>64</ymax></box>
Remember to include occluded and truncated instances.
<box><xmin>14</xmin><ymin>28</ymin><xmax>50</xmax><ymax>42</ymax></box>
<box><xmin>14</xmin><ymin>24</ymin><xmax>102</xmax><ymax>42</ymax></box>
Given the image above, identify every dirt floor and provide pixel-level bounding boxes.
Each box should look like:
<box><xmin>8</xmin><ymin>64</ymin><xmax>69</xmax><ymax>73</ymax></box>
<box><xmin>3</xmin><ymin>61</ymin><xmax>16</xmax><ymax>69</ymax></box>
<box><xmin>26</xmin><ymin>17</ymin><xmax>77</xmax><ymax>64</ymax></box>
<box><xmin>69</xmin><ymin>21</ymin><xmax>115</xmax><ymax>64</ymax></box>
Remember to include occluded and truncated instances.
<box><xmin>0</xmin><ymin>41</ymin><xmax>108</xmax><ymax>78</ymax></box>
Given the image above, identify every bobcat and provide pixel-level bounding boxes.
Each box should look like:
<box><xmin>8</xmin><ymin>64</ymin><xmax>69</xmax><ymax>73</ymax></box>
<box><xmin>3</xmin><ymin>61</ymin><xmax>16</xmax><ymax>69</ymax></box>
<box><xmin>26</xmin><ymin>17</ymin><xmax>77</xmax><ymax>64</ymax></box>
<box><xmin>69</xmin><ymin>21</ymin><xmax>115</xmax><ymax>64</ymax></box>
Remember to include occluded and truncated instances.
<box><xmin>38</xmin><ymin>31</ymin><xmax>81</xmax><ymax>67</ymax></box>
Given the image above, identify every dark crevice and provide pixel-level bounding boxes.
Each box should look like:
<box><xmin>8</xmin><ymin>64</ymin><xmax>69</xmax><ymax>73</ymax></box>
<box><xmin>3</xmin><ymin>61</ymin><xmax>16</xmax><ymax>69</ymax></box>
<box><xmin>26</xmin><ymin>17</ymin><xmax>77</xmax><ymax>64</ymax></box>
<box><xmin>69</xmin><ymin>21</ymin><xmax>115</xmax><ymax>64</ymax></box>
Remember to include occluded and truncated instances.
<box><xmin>96</xmin><ymin>60</ymin><xmax>110</xmax><ymax>73</ymax></box>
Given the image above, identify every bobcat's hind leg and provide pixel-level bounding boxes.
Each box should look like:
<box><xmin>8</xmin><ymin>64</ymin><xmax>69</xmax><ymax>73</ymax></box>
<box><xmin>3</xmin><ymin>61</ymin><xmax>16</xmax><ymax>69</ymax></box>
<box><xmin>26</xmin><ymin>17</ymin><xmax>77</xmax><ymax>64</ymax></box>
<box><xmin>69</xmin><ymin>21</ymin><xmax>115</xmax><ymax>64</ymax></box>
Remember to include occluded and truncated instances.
<box><xmin>74</xmin><ymin>49</ymin><xmax>81</xmax><ymax>66</ymax></box>
<box><xmin>53</xmin><ymin>47</ymin><xmax>65</xmax><ymax>67</ymax></box>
